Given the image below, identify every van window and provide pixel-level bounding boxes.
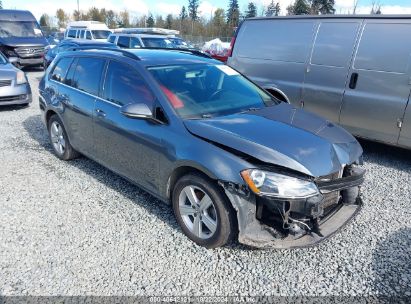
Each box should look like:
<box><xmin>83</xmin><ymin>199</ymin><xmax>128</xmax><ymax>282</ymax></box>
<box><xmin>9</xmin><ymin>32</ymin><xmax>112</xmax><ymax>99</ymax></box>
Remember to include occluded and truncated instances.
<box><xmin>86</xmin><ymin>31</ymin><xmax>92</xmax><ymax>40</ymax></box>
<box><xmin>67</xmin><ymin>29</ymin><xmax>76</xmax><ymax>38</ymax></box>
<box><xmin>79</xmin><ymin>30</ymin><xmax>85</xmax><ymax>39</ymax></box>
<box><xmin>72</xmin><ymin>57</ymin><xmax>105</xmax><ymax>96</ymax></box>
<box><xmin>236</xmin><ymin>20</ymin><xmax>315</xmax><ymax>63</ymax></box>
<box><xmin>50</xmin><ymin>57</ymin><xmax>73</xmax><ymax>83</ymax></box>
<box><xmin>311</xmin><ymin>22</ymin><xmax>360</xmax><ymax>68</ymax></box>
<box><xmin>130</xmin><ymin>37</ymin><xmax>142</xmax><ymax>49</ymax></box>
<box><xmin>117</xmin><ymin>36</ymin><xmax>130</xmax><ymax>48</ymax></box>
<box><xmin>103</xmin><ymin>60</ymin><xmax>154</xmax><ymax>107</ymax></box>
<box><xmin>108</xmin><ymin>35</ymin><xmax>116</xmax><ymax>43</ymax></box>
<box><xmin>91</xmin><ymin>30</ymin><xmax>111</xmax><ymax>39</ymax></box>
<box><xmin>355</xmin><ymin>23</ymin><xmax>411</xmax><ymax>73</ymax></box>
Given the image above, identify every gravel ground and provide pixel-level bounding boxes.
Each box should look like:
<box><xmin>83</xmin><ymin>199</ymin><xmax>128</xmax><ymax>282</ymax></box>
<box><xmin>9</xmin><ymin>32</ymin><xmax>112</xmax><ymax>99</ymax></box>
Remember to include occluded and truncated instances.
<box><xmin>0</xmin><ymin>70</ymin><xmax>410</xmax><ymax>297</ymax></box>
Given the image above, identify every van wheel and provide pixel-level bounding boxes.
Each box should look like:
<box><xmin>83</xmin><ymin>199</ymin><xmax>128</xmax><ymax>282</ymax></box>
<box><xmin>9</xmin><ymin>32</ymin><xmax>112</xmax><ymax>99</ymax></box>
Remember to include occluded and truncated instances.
<box><xmin>47</xmin><ymin>115</ymin><xmax>79</xmax><ymax>160</ymax></box>
<box><xmin>172</xmin><ymin>173</ymin><xmax>236</xmax><ymax>248</ymax></box>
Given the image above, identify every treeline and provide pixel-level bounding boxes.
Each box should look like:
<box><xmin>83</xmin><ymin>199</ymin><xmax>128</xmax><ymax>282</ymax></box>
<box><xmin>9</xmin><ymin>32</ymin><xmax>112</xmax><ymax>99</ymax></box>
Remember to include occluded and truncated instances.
<box><xmin>40</xmin><ymin>0</ymin><xmax>341</xmax><ymax>37</ymax></box>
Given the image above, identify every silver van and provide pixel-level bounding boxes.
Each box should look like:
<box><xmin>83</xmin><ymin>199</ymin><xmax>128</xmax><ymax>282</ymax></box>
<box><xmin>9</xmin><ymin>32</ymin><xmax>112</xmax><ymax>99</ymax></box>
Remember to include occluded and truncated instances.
<box><xmin>228</xmin><ymin>15</ymin><xmax>411</xmax><ymax>149</ymax></box>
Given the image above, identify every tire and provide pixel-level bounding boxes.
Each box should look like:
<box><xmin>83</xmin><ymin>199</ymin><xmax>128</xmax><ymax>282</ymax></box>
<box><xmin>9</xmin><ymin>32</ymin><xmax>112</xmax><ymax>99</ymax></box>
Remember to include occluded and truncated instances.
<box><xmin>172</xmin><ymin>173</ymin><xmax>236</xmax><ymax>248</ymax></box>
<box><xmin>47</xmin><ymin>114</ymin><xmax>79</xmax><ymax>160</ymax></box>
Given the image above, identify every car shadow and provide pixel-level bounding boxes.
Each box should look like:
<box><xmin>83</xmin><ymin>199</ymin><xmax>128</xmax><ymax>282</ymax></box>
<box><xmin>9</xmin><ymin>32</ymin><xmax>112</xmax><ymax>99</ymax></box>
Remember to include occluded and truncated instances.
<box><xmin>372</xmin><ymin>228</ymin><xmax>411</xmax><ymax>299</ymax></box>
<box><xmin>22</xmin><ymin>114</ymin><xmax>249</xmax><ymax>251</ymax></box>
<box><xmin>0</xmin><ymin>104</ymin><xmax>29</xmax><ymax>112</ymax></box>
<box><xmin>359</xmin><ymin>139</ymin><xmax>411</xmax><ymax>172</ymax></box>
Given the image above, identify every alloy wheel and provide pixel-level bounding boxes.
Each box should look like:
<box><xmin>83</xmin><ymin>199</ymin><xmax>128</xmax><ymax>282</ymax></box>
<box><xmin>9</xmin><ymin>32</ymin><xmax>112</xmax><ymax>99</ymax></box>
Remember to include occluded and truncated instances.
<box><xmin>50</xmin><ymin>121</ymin><xmax>66</xmax><ymax>155</ymax></box>
<box><xmin>178</xmin><ymin>185</ymin><xmax>218</xmax><ymax>239</ymax></box>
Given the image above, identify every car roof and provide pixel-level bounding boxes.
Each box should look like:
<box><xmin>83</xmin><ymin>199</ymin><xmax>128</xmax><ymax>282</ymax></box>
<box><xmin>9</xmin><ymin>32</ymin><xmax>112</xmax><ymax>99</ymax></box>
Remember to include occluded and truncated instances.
<box><xmin>111</xmin><ymin>33</ymin><xmax>170</xmax><ymax>38</ymax></box>
<box><xmin>247</xmin><ymin>14</ymin><xmax>411</xmax><ymax>21</ymax></box>
<box><xmin>62</xmin><ymin>48</ymin><xmax>219</xmax><ymax>66</ymax></box>
<box><xmin>60</xmin><ymin>39</ymin><xmax>113</xmax><ymax>46</ymax></box>
<box><xmin>0</xmin><ymin>10</ymin><xmax>36</xmax><ymax>21</ymax></box>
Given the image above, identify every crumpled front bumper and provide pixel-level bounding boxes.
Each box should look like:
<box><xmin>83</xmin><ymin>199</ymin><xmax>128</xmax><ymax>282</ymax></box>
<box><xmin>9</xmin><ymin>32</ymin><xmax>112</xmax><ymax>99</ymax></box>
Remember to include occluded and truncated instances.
<box><xmin>223</xmin><ymin>167</ymin><xmax>365</xmax><ymax>249</ymax></box>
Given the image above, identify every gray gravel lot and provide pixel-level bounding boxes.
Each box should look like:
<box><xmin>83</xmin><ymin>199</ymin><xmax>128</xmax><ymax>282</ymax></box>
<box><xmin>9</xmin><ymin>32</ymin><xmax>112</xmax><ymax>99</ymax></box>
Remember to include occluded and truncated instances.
<box><xmin>0</xmin><ymin>70</ymin><xmax>410</xmax><ymax>297</ymax></box>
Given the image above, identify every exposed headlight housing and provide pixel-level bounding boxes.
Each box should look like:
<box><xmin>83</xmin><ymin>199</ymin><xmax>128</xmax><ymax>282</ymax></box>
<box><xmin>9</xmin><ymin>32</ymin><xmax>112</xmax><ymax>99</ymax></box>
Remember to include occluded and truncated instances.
<box><xmin>16</xmin><ymin>71</ymin><xmax>27</xmax><ymax>85</ymax></box>
<box><xmin>241</xmin><ymin>169</ymin><xmax>319</xmax><ymax>199</ymax></box>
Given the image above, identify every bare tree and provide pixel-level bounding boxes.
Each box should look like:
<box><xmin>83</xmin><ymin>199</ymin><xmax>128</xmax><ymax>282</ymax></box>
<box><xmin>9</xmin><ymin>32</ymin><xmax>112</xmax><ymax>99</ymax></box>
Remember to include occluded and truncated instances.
<box><xmin>353</xmin><ymin>0</ymin><xmax>359</xmax><ymax>14</ymax></box>
<box><xmin>371</xmin><ymin>1</ymin><xmax>382</xmax><ymax>14</ymax></box>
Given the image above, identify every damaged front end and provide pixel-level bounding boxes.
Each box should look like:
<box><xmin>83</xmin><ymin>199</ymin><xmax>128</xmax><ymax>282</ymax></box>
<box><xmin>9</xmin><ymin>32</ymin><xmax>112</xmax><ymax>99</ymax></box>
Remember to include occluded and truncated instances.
<box><xmin>221</xmin><ymin>165</ymin><xmax>365</xmax><ymax>249</ymax></box>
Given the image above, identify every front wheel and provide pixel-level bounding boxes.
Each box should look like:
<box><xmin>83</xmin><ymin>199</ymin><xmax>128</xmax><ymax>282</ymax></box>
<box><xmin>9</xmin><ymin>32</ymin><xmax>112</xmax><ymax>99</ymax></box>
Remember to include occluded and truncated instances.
<box><xmin>172</xmin><ymin>173</ymin><xmax>236</xmax><ymax>248</ymax></box>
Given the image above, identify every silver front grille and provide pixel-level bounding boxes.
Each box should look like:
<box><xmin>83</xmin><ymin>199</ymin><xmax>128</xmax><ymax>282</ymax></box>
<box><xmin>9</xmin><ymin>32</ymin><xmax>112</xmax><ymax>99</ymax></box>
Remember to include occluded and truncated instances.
<box><xmin>0</xmin><ymin>79</ymin><xmax>12</xmax><ymax>87</ymax></box>
<box><xmin>15</xmin><ymin>47</ymin><xmax>44</xmax><ymax>58</ymax></box>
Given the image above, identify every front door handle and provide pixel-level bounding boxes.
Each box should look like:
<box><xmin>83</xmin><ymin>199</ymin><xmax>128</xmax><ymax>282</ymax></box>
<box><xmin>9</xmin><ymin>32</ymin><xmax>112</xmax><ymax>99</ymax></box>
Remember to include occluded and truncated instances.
<box><xmin>349</xmin><ymin>73</ymin><xmax>359</xmax><ymax>89</ymax></box>
<box><xmin>95</xmin><ymin>109</ymin><xmax>106</xmax><ymax>118</ymax></box>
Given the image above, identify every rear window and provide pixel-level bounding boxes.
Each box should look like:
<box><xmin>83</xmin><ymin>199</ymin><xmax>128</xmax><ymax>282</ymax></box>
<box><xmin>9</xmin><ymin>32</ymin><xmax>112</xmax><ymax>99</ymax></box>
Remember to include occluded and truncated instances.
<box><xmin>50</xmin><ymin>57</ymin><xmax>73</xmax><ymax>83</ymax></box>
<box><xmin>141</xmin><ymin>37</ymin><xmax>174</xmax><ymax>48</ymax></box>
<box><xmin>108</xmin><ymin>35</ymin><xmax>116</xmax><ymax>43</ymax></box>
<box><xmin>72</xmin><ymin>57</ymin><xmax>105</xmax><ymax>96</ymax></box>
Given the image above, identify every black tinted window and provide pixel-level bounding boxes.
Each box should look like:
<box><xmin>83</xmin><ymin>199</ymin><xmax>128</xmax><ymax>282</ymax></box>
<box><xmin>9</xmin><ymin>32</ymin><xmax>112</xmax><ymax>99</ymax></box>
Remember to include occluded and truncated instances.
<box><xmin>50</xmin><ymin>57</ymin><xmax>73</xmax><ymax>83</ymax></box>
<box><xmin>72</xmin><ymin>57</ymin><xmax>105</xmax><ymax>96</ymax></box>
<box><xmin>108</xmin><ymin>35</ymin><xmax>116</xmax><ymax>43</ymax></box>
<box><xmin>67</xmin><ymin>29</ymin><xmax>76</xmax><ymax>38</ymax></box>
<box><xmin>86</xmin><ymin>31</ymin><xmax>92</xmax><ymax>40</ymax></box>
<box><xmin>130</xmin><ymin>37</ymin><xmax>141</xmax><ymax>49</ymax></box>
<box><xmin>103</xmin><ymin>60</ymin><xmax>154</xmax><ymax>107</ymax></box>
<box><xmin>117</xmin><ymin>36</ymin><xmax>130</xmax><ymax>48</ymax></box>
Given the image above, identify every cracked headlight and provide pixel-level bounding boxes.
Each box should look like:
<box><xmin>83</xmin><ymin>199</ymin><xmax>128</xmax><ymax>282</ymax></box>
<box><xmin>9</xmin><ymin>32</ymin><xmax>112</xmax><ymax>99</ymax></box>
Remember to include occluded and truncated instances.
<box><xmin>241</xmin><ymin>169</ymin><xmax>319</xmax><ymax>199</ymax></box>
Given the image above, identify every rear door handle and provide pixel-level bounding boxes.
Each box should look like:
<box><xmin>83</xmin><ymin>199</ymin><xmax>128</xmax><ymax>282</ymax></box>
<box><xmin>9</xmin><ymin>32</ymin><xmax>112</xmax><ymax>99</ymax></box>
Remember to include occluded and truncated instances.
<box><xmin>349</xmin><ymin>73</ymin><xmax>359</xmax><ymax>89</ymax></box>
<box><xmin>95</xmin><ymin>108</ymin><xmax>106</xmax><ymax>118</ymax></box>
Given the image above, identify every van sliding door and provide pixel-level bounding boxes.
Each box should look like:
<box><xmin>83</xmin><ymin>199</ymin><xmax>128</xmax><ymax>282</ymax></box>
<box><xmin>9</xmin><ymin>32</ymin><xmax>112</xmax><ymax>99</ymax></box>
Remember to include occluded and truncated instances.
<box><xmin>340</xmin><ymin>20</ymin><xmax>411</xmax><ymax>145</ymax></box>
<box><xmin>302</xmin><ymin>20</ymin><xmax>361</xmax><ymax>122</ymax></box>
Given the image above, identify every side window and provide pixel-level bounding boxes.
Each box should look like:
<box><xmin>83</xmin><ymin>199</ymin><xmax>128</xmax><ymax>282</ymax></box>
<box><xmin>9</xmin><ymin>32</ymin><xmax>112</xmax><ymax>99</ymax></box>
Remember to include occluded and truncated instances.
<box><xmin>50</xmin><ymin>57</ymin><xmax>73</xmax><ymax>83</ymax></box>
<box><xmin>311</xmin><ymin>22</ymin><xmax>360</xmax><ymax>68</ymax></box>
<box><xmin>67</xmin><ymin>29</ymin><xmax>76</xmax><ymax>38</ymax></box>
<box><xmin>103</xmin><ymin>60</ymin><xmax>155</xmax><ymax>107</ymax></box>
<box><xmin>72</xmin><ymin>57</ymin><xmax>105</xmax><ymax>96</ymax></box>
<box><xmin>86</xmin><ymin>31</ymin><xmax>92</xmax><ymax>40</ymax></box>
<box><xmin>117</xmin><ymin>36</ymin><xmax>130</xmax><ymax>48</ymax></box>
<box><xmin>64</xmin><ymin>58</ymin><xmax>77</xmax><ymax>87</ymax></box>
<box><xmin>355</xmin><ymin>23</ymin><xmax>411</xmax><ymax>73</ymax></box>
<box><xmin>79</xmin><ymin>30</ymin><xmax>85</xmax><ymax>39</ymax></box>
<box><xmin>130</xmin><ymin>37</ymin><xmax>142</xmax><ymax>49</ymax></box>
<box><xmin>108</xmin><ymin>35</ymin><xmax>116</xmax><ymax>43</ymax></box>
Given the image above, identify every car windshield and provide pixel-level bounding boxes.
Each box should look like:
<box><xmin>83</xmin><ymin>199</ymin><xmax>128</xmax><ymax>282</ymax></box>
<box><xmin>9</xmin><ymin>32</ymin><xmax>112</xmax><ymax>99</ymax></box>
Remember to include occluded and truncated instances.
<box><xmin>0</xmin><ymin>21</ymin><xmax>43</xmax><ymax>38</ymax></box>
<box><xmin>0</xmin><ymin>52</ymin><xmax>7</xmax><ymax>64</ymax></box>
<box><xmin>148</xmin><ymin>64</ymin><xmax>277</xmax><ymax>119</ymax></box>
<box><xmin>91</xmin><ymin>30</ymin><xmax>111</xmax><ymax>39</ymax></box>
<box><xmin>142</xmin><ymin>37</ymin><xmax>174</xmax><ymax>48</ymax></box>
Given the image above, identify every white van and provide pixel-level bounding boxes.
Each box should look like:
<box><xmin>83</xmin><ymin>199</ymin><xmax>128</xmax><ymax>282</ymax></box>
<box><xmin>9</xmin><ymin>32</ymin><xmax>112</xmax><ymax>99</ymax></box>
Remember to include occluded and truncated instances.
<box><xmin>65</xmin><ymin>21</ymin><xmax>112</xmax><ymax>41</ymax></box>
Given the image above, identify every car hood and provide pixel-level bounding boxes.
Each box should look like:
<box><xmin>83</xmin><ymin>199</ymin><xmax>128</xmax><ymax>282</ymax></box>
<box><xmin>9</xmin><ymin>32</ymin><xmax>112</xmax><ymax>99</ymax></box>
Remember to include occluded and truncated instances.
<box><xmin>184</xmin><ymin>103</ymin><xmax>363</xmax><ymax>177</ymax></box>
<box><xmin>0</xmin><ymin>36</ymin><xmax>48</xmax><ymax>47</ymax></box>
<box><xmin>0</xmin><ymin>63</ymin><xmax>18</xmax><ymax>76</ymax></box>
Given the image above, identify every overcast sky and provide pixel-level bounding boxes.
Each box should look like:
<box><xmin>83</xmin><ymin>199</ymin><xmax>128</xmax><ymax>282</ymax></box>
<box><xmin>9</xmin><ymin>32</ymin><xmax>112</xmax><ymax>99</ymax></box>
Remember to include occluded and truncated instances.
<box><xmin>3</xmin><ymin>0</ymin><xmax>411</xmax><ymax>20</ymax></box>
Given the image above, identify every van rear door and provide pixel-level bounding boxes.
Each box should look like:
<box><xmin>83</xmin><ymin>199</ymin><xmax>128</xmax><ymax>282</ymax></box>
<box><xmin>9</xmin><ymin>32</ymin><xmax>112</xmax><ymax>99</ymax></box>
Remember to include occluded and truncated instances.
<box><xmin>302</xmin><ymin>20</ymin><xmax>361</xmax><ymax>122</ymax></box>
<box><xmin>340</xmin><ymin>20</ymin><xmax>411</xmax><ymax>145</ymax></box>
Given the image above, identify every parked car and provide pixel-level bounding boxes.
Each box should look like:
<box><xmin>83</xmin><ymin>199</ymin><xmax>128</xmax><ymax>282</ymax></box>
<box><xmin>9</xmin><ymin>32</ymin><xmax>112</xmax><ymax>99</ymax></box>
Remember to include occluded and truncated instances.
<box><xmin>108</xmin><ymin>33</ymin><xmax>176</xmax><ymax>49</ymax></box>
<box><xmin>46</xmin><ymin>32</ymin><xmax>64</xmax><ymax>47</ymax></box>
<box><xmin>228</xmin><ymin>15</ymin><xmax>411</xmax><ymax>149</ymax></box>
<box><xmin>0</xmin><ymin>52</ymin><xmax>31</xmax><ymax>106</ymax></box>
<box><xmin>43</xmin><ymin>39</ymin><xmax>118</xmax><ymax>68</ymax></box>
<box><xmin>0</xmin><ymin>10</ymin><xmax>48</xmax><ymax>70</ymax></box>
<box><xmin>39</xmin><ymin>48</ymin><xmax>365</xmax><ymax>249</ymax></box>
<box><xmin>65</xmin><ymin>21</ymin><xmax>112</xmax><ymax>41</ymax></box>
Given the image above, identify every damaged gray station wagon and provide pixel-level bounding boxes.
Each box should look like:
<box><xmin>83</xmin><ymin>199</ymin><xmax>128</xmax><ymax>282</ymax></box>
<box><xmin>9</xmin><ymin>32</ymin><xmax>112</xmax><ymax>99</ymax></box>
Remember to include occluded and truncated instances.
<box><xmin>39</xmin><ymin>48</ymin><xmax>365</xmax><ymax>248</ymax></box>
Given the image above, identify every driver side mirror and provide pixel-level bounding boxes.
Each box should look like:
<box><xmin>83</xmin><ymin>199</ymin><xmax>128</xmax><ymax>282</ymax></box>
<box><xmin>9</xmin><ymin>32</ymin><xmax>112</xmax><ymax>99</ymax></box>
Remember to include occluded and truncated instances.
<box><xmin>120</xmin><ymin>103</ymin><xmax>153</xmax><ymax>119</ymax></box>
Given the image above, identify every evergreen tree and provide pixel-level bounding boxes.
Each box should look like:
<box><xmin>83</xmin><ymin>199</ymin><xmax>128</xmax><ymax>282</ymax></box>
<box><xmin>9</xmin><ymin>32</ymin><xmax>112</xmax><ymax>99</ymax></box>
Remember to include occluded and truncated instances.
<box><xmin>188</xmin><ymin>0</ymin><xmax>200</xmax><ymax>21</ymax></box>
<box><xmin>180</xmin><ymin>6</ymin><xmax>188</xmax><ymax>20</ymax></box>
<box><xmin>39</xmin><ymin>14</ymin><xmax>50</xmax><ymax>27</ymax></box>
<box><xmin>245</xmin><ymin>2</ymin><xmax>257</xmax><ymax>18</ymax></box>
<box><xmin>0</xmin><ymin>1</ymin><xmax>3</xmax><ymax>9</ymax></box>
<box><xmin>311</xmin><ymin>0</ymin><xmax>335</xmax><ymax>14</ymax></box>
<box><xmin>146</xmin><ymin>13</ymin><xmax>155</xmax><ymax>27</ymax></box>
<box><xmin>266</xmin><ymin>1</ymin><xmax>280</xmax><ymax>16</ymax></box>
<box><xmin>227</xmin><ymin>0</ymin><xmax>240</xmax><ymax>27</ymax></box>
<box><xmin>287</xmin><ymin>0</ymin><xmax>310</xmax><ymax>15</ymax></box>
<box><xmin>166</xmin><ymin>14</ymin><xmax>173</xmax><ymax>29</ymax></box>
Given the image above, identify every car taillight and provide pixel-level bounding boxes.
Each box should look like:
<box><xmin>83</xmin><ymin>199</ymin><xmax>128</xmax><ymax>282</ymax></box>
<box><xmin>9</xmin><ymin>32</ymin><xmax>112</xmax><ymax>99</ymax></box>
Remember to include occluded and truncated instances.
<box><xmin>227</xmin><ymin>36</ymin><xmax>236</xmax><ymax>57</ymax></box>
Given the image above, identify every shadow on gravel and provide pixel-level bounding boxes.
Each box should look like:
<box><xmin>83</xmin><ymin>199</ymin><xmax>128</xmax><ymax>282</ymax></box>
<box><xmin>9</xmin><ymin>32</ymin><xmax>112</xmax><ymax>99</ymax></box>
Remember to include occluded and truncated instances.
<box><xmin>372</xmin><ymin>228</ymin><xmax>411</xmax><ymax>298</ymax></box>
<box><xmin>0</xmin><ymin>104</ymin><xmax>29</xmax><ymax>112</ymax></box>
<box><xmin>22</xmin><ymin>114</ymin><xmax>249</xmax><ymax>250</ymax></box>
<box><xmin>359</xmin><ymin>139</ymin><xmax>411</xmax><ymax>172</ymax></box>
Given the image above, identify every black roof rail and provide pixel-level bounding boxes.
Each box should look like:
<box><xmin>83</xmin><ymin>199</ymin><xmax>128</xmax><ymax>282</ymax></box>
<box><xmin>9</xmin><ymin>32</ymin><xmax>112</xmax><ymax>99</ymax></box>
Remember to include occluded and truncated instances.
<box><xmin>141</xmin><ymin>47</ymin><xmax>212</xmax><ymax>59</ymax></box>
<box><xmin>66</xmin><ymin>46</ymin><xmax>140</xmax><ymax>60</ymax></box>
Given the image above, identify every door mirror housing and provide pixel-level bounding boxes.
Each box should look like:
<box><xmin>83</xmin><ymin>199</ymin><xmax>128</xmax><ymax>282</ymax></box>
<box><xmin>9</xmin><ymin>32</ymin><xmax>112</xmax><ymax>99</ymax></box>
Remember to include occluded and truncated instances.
<box><xmin>120</xmin><ymin>103</ymin><xmax>153</xmax><ymax>119</ymax></box>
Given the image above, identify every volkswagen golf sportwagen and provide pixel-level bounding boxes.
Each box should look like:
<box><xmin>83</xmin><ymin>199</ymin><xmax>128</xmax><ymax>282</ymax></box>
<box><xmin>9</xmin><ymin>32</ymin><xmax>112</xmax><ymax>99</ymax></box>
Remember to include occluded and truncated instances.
<box><xmin>39</xmin><ymin>48</ymin><xmax>365</xmax><ymax>248</ymax></box>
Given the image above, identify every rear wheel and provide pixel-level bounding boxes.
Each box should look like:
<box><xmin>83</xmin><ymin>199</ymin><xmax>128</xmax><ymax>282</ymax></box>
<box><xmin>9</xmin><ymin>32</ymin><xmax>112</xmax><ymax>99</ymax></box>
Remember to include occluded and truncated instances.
<box><xmin>172</xmin><ymin>173</ymin><xmax>236</xmax><ymax>248</ymax></box>
<box><xmin>48</xmin><ymin>115</ymin><xmax>79</xmax><ymax>160</ymax></box>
